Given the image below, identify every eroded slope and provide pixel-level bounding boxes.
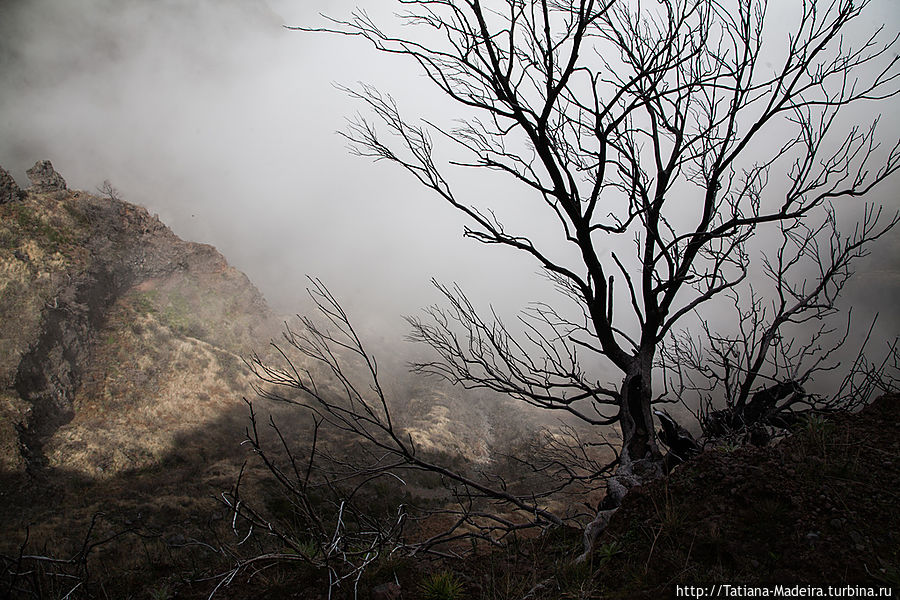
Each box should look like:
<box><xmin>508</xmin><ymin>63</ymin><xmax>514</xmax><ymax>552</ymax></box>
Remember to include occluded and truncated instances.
<box><xmin>0</xmin><ymin>162</ymin><xmax>275</xmax><ymax>475</ymax></box>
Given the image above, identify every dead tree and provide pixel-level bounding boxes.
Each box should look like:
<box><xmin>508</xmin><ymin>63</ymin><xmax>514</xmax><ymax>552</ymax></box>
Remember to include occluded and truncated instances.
<box><xmin>226</xmin><ymin>279</ymin><xmax>618</xmax><ymax>592</ymax></box>
<box><xmin>274</xmin><ymin>0</ymin><xmax>900</xmax><ymax>558</ymax></box>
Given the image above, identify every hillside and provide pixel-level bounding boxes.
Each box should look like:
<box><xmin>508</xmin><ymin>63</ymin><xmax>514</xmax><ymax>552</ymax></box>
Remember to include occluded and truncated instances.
<box><xmin>0</xmin><ymin>161</ymin><xmax>295</xmax><ymax>597</ymax></box>
<box><xmin>397</xmin><ymin>394</ymin><xmax>898</xmax><ymax>600</ymax></box>
<box><xmin>1</xmin><ymin>161</ymin><xmax>276</xmax><ymax>476</ymax></box>
<box><xmin>2</xmin><ymin>163</ymin><xmax>896</xmax><ymax>599</ymax></box>
<box><xmin>585</xmin><ymin>393</ymin><xmax>899</xmax><ymax>597</ymax></box>
<box><xmin>0</xmin><ymin>161</ymin><xmax>520</xmax><ymax>599</ymax></box>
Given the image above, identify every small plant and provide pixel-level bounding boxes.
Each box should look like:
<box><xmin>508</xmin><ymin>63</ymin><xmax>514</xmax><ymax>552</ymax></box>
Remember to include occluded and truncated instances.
<box><xmin>652</xmin><ymin>483</ymin><xmax>686</xmax><ymax>534</ymax></box>
<box><xmin>595</xmin><ymin>540</ymin><xmax>623</xmax><ymax>564</ymax></box>
<box><xmin>289</xmin><ymin>539</ymin><xmax>319</xmax><ymax>560</ymax></box>
<box><xmin>716</xmin><ymin>439</ymin><xmax>741</xmax><ymax>454</ymax></box>
<box><xmin>557</xmin><ymin>555</ymin><xmax>596</xmax><ymax>594</ymax></box>
<box><xmin>419</xmin><ymin>570</ymin><xmax>465</xmax><ymax>600</ymax></box>
<box><xmin>801</xmin><ymin>413</ymin><xmax>835</xmax><ymax>456</ymax></box>
<box><xmin>148</xmin><ymin>584</ymin><xmax>171</xmax><ymax>600</ymax></box>
<box><xmin>802</xmin><ymin>413</ymin><xmax>833</xmax><ymax>435</ymax></box>
<box><xmin>754</xmin><ymin>497</ymin><xmax>792</xmax><ymax>523</ymax></box>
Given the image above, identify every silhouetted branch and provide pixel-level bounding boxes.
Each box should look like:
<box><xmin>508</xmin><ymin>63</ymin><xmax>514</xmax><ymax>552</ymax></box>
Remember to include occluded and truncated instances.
<box><xmin>221</xmin><ymin>278</ymin><xmax>620</xmax><ymax>593</ymax></box>
<box><xmin>282</xmin><ymin>0</ymin><xmax>900</xmax><ymax>563</ymax></box>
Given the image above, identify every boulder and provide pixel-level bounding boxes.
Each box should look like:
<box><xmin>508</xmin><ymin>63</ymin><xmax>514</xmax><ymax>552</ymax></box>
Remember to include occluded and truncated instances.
<box><xmin>0</xmin><ymin>165</ymin><xmax>23</xmax><ymax>204</ymax></box>
<box><xmin>26</xmin><ymin>160</ymin><xmax>67</xmax><ymax>193</ymax></box>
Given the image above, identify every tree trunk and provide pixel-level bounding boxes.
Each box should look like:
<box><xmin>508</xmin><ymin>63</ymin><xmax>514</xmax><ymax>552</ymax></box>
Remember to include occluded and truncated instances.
<box><xmin>618</xmin><ymin>355</ymin><xmax>663</xmax><ymax>472</ymax></box>
<box><xmin>579</xmin><ymin>354</ymin><xmax>664</xmax><ymax>562</ymax></box>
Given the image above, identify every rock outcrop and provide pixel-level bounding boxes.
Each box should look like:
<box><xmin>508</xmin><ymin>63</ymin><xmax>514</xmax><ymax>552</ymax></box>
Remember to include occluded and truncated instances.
<box><xmin>0</xmin><ymin>165</ymin><xmax>23</xmax><ymax>204</ymax></box>
<box><xmin>25</xmin><ymin>159</ymin><xmax>67</xmax><ymax>193</ymax></box>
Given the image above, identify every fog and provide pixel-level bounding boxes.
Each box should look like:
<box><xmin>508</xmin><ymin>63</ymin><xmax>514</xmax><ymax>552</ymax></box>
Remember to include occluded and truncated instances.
<box><xmin>1</xmin><ymin>0</ymin><xmax>898</xmax><ymax>384</ymax></box>
<box><xmin>0</xmin><ymin>1</ymin><xmax>535</xmax><ymax>325</ymax></box>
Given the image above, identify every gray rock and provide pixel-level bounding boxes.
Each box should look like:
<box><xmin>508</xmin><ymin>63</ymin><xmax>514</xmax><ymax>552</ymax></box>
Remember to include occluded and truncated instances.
<box><xmin>26</xmin><ymin>160</ymin><xmax>67</xmax><ymax>192</ymax></box>
<box><xmin>0</xmin><ymin>165</ymin><xmax>23</xmax><ymax>204</ymax></box>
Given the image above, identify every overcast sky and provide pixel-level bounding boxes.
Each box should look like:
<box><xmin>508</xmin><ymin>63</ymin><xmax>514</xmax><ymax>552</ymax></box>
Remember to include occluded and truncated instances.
<box><xmin>1</xmin><ymin>0</ymin><xmax>897</xmax><ymax>373</ymax></box>
<box><xmin>0</xmin><ymin>1</ymin><xmax>558</xmax><ymax>339</ymax></box>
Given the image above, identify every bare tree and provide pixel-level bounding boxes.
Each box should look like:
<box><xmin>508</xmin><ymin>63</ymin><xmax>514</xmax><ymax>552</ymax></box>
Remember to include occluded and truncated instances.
<box><xmin>297</xmin><ymin>0</ymin><xmax>898</xmax><ymax>485</ymax></box>
<box><xmin>223</xmin><ymin>2</ymin><xmax>900</xmax><ymax>574</ymax></box>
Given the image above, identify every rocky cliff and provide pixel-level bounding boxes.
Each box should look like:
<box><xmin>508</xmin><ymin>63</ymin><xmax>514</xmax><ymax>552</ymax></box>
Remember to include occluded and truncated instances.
<box><xmin>0</xmin><ymin>161</ymin><xmax>276</xmax><ymax>475</ymax></box>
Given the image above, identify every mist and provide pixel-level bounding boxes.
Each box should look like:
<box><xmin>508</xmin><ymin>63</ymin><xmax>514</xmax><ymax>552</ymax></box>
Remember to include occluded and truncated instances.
<box><xmin>1</xmin><ymin>0</ymin><xmax>897</xmax><ymax>386</ymax></box>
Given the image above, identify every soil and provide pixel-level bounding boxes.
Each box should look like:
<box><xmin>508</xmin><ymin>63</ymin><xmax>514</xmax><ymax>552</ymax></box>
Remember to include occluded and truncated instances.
<box><xmin>585</xmin><ymin>393</ymin><xmax>900</xmax><ymax>598</ymax></box>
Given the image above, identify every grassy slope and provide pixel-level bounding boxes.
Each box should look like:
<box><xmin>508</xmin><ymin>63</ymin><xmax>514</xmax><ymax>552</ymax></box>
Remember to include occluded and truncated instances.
<box><xmin>0</xmin><ymin>187</ymin><xmax>287</xmax><ymax>598</ymax></box>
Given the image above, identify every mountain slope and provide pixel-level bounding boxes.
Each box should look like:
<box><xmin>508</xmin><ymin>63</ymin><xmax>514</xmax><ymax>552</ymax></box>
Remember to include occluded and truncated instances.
<box><xmin>0</xmin><ymin>161</ymin><xmax>275</xmax><ymax>475</ymax></box>
<box><xmin>0</xmin><ymin>162</ymin><xmax>299</xmax><ymax>597</ymax></box>
<box><xmin>0</xmin><ymin>161</ymin><xmax>552</xmax><ymax>599</ymax></box>
<box><xmin>584</xmin><ymin>393</ymin><xmax>900</xmax><ymax>597</ymax></box>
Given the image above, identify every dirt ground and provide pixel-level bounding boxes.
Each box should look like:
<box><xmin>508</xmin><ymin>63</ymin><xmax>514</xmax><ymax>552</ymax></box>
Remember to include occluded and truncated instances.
<box><xmin>586</xmin><ymin>393</ymin><xmax>900</xmax><ymax>598</ymax></box>
<box><xmin>3</xmin><ymin>395</ymin><xmax>897</xmax><ymax>599</ymax></box>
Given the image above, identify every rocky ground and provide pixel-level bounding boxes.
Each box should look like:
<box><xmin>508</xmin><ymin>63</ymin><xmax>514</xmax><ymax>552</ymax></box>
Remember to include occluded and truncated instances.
<box><xmin>0</xmin><ymin>161</ymin><xmax>276</xmax><ymax>477</ymax></box>
<box><xmin>0</xmin><ymin>161</ymin><xmax>286</xmax><ymax>598</ymax></box>
<box><xmin>447</xmin><ymin>393</ymin><xmax>900</xmax><ymax>600</ymax></box>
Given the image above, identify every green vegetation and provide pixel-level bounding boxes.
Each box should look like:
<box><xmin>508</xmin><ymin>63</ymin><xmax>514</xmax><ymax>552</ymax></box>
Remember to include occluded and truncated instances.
<box><xmin>419</xmin><ymin>571</ymin><xmax>465</xmax><ymax>600</ymax></box>
<box><xmin>594</xmin><ymin>540</ymin><xmax>623</xmax><ymax>564</ymax></box>
<box><xmin>160</xmin><ymin>291</ymin><xmax>192</xmax><ymax>333</ymax></box>
<box><xmin>800</xmin><ymin>413</ymin><xmax>837</xmax><ymax>456</ymax></box>
<box><xmin>7</xmin><ymin>201</ymin><xmax>71</xmax><ymax>251</ymax></box>
<box><xmin>131</xmin><ymin>290</ymin><xmax>159</xmax><ymax>315</ymax></box>
<box><xmin>715</xmin><ymin>440</ymin><xmax>741</xmax><ymax>454</ymax></box>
